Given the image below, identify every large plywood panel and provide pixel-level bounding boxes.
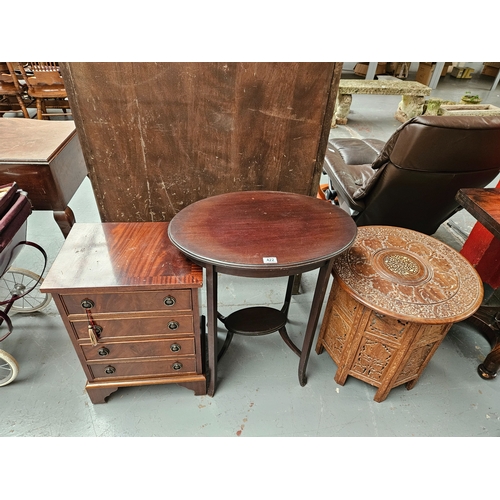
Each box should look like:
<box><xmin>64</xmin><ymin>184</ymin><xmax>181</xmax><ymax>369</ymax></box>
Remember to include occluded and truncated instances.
<box><xmin>60</xmin><ymin>62</ymin><xmax>341</xmax><ymax>222</ymax></box>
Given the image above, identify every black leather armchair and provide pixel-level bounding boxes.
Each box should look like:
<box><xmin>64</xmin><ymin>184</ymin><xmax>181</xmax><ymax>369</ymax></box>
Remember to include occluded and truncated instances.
<box><xmin>323</xmin><ymin>115</ymin><xmax>500</xmax><ymax>235</ymax></box>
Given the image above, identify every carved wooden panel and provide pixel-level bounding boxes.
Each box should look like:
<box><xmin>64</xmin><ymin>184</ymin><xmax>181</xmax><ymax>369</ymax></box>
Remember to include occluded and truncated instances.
<box><xmin>350</xmin><ymin>337</ymin><xmax>395</xmax><ymax>384</ymax></box>
<box><xmin>365</xmin><ymin>313</ymin><xmax>408</xmax><ymax>342</ymax></box>
<box><xmin>317</xmin><ymin>279</ymin><xmax>356</xmax><ymax>364</ymax></box>
<box><xmin>395</xmin><ymin>342</ymin><xmax>436</xmax><ymax>384</ymax></box>
<box><xmin>60</xmin><ymin>62</ymin><xmax>342</xmax><ymax>222</ymax></box>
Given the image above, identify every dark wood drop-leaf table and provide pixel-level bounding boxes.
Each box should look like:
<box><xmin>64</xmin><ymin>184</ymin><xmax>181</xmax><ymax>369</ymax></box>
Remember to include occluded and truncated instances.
<box><xmin>168</xmin><ymin>190</ymin><xmax>357</xmax><ymax>396</ymax></box>
<box><xmin>0</xmin><ymin>119</ymin><xmax>87</xmax><ymax>238</ymax></box>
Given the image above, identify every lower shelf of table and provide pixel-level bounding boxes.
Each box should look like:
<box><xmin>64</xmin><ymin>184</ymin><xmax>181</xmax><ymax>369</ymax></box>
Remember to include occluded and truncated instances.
<box><xmin>84</xmin><ymin>373</ymin><xmax>208</xmax><ymax>403</ymax></box>
<box><xmin>221</xmin><ymin>306</ymin><xmax>287</xmax><ymax>336</ymax></box>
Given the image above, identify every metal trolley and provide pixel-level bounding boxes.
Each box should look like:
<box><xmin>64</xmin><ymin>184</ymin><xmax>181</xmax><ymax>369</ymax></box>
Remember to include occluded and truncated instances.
<box><xmin>0</xmin><ymin>182</ymin><xmax>51</xmax><ymax>386</ymax></box>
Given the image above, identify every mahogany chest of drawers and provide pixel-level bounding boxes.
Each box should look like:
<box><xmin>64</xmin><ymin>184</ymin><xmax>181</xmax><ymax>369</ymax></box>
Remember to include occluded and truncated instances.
<box><xmin>42</xmin><ymin>222</ymin><xmax>206</xmax><ymax>403</ymax></box>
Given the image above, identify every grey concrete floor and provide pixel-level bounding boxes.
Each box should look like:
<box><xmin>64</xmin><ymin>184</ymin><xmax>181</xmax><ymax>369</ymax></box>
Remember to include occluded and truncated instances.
<box><xmin>2</xmin><ymin>69</ymin><xmax>500</xmax><ymax>470</ymax></box>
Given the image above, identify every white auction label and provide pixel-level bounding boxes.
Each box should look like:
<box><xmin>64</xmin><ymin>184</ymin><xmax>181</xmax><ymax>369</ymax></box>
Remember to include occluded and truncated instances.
<box><xmin>263</xmin><ymin>257</ymin><xmax>278</xmax><ymax>263</ymax></box>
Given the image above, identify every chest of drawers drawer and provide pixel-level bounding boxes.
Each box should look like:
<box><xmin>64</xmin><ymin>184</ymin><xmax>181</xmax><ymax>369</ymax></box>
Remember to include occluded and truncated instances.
<box><xmin>80</xmin><ymin>337</ymin><xmax>195</xmax><ymax>361</ymax></box>
<box><xmin>70</xmin><ymin>313</ymin><xmax>195</xmax><ymax>341</ymax></box>
<box><xmin>62</xmin><ymin>289</ymin><xmax>192</xmax><ymax>315</ymax></box>
<box><xmin>88</xmin><ymin>357</ymin><xmax>198</xmax><ymax>380</ymax></box>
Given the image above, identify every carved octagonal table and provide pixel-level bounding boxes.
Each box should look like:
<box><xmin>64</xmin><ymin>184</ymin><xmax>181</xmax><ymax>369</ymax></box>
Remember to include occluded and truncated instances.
<box><xmin>315</xmin><ymin>225</ymin><xmax>484</xmax><ymax>402</ymax></box>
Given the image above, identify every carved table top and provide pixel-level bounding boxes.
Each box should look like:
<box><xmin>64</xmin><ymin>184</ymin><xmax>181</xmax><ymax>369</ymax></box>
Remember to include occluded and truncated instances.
<box><xmin>333</xmin><ymin>226</ymin><xmax>483</xmax><ymax>324</ymax></box>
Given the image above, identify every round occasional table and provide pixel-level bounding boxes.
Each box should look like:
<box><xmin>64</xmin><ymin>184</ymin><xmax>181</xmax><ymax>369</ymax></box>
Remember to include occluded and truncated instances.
<box><xmin>168</xmin><ymin>190</ymin><xmax>357</xmax><ymax>396</ymax></box>
<box><xmin>315</xmin><ymin>225</ymin><xmax>484</xmax><ymax>402</ymax></box>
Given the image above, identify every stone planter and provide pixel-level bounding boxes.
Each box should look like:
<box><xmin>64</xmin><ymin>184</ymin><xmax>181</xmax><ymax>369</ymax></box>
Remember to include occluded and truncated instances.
<box><xmin>440</xmin><ymin>104</ymin><xmax>500</xmax><ymax>117</ymax></box>
<box><xmin>424</xmin><ymin>98</ymin><xmax>455</xmax><ymax>116</ymax></box>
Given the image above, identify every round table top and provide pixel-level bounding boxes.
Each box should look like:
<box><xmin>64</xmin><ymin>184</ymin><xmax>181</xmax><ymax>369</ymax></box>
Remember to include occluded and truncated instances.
<box><xmin>333</xmin><ymin>225</ymin><xmax>484</xmax><ymax>324</ymax></box>
<box><xmin>168</xmin><ymin>191</ymin><xmax>357</xmax><ymax>276</ymax></box>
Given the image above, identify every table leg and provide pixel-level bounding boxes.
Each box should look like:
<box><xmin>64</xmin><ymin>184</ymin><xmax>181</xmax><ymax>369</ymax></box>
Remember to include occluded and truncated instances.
<box><xmin>53</xmin><ymin>206</ymin><xmax>76</xmax><ymax>238</ymax></box>
<box><xmin>395</xmin><ymin>95</ymin><xmax>425</xmax><ymax>123</ymax></box>
<box><xmin>279</xmin><ymin>275</ymin><xmax>301</xmax><ymax>356</ymax></box>
<box><xmin>206</xmin><ymin>265</ymin><xmax>218</xmax><ymax>396</ymax></box>
<box><xmin>466</xmin><ymin>304</ymin><xmax>500</xmax><ymax>379</ymax></box>
<box><xmin>298</xmin><ymin>259</ymin><xmax>334</xmax><ymax>386</ymax></box>
<box><xmin>480</xmin><ymin>344</ymin><xmax>500</xmax><ymax>380</ymax></box>
<box><xmin>333</xmin><ymin>94</ymin><xmax>352</xmax><ymax>126</ymax></box>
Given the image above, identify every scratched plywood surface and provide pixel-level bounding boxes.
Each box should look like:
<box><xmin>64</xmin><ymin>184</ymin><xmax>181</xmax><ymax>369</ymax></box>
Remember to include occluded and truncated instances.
<box><xmin>60</xmin><ymin>62</ymin><xmax>341</xmax><ymax>222</ymax></box>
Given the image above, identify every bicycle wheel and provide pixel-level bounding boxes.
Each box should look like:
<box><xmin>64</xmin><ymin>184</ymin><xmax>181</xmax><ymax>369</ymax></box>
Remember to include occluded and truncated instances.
<box><xmin>0</xmin><ymin>348</ymin><xmax>19</xmax><ymax>386</ymax></box>
<box><xmin>0</xmin><ymin>267</ymin><xmax>51</xmax><ymax>313</ymax></box>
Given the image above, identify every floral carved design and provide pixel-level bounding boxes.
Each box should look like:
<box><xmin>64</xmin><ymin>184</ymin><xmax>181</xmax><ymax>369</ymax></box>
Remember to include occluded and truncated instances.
<box><xmin>333</xmin><ymin>226</ymin><xmax>483</xmax><ymax>323</ymax></box>
<box><xmin>351</xmin><ymin>339</ymin><xmax>393</xmax><ymax>382</ymax></box>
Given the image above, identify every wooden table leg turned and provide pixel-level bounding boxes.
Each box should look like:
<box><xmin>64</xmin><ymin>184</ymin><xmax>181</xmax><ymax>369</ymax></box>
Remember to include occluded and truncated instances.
<box><xmin>466</xmin><ymin>305</ymin><xmax>500</xmax><ymax>379</ymax></box>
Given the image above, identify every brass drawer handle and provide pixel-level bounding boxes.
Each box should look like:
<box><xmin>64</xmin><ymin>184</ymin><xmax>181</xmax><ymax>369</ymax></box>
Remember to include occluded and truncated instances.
<box><xmin>170</xmin><ymin>343</ymin><xmax>181</xmax><ymax>352</ymax></box>
<box><xmin>172</xmin><ymin>362</ymin><xmax>182</xmax><ymax>371</ymax></box>
<box><xmin>104</xmin><ymin>366</ymin><xmax>116</xmax><ymax>374</ymax></box>
<box><xmin>98</xmin><ymin>347</ymin><xmax>110</xmax><ymax>357</ymax></box>
<box><xmin>164</xmin><ymin>295</ymin><xmax>176</xmax><ymax>307</ymax></box>
<box><xmin>168</xmin><ymin>321</ymin><xmax>179</xmax><ymax>330</ymax></box>
<box><xmin>81</xmin><ymin>299</ymin><xmax>95</xmax><ymax>309</ymax></box>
